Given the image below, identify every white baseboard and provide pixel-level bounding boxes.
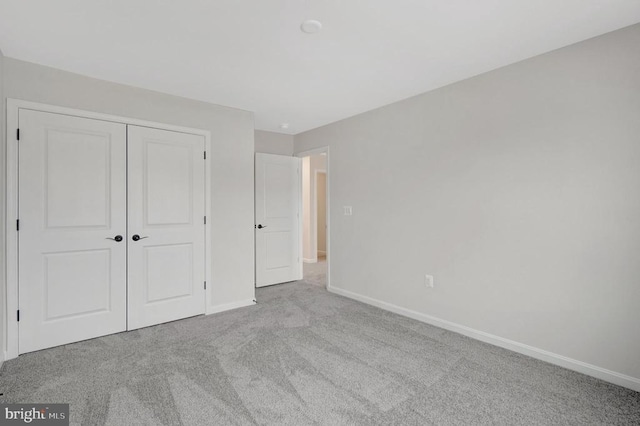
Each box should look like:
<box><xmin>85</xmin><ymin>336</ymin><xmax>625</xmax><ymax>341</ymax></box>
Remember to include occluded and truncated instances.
<box><xmin>303</xmin><ymin>258</ymin><xmax>317</xmax><ymax>263</ymax></box>
<box><xmin>328</xmin><ymin>285</ymin><xmax>640</xmax><ymax>392</ymax></box>
<box><xmin>207</xmin><ymin>299</ymin><xmax>256</xmax><ymax>315</ymax></box>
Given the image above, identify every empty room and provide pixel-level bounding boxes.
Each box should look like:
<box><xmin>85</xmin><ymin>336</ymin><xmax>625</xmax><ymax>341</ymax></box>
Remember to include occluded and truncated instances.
<box><xmin>1</xmin><ymin>1</ymin><xmax>639</xmax><ymax>424</ymax></box>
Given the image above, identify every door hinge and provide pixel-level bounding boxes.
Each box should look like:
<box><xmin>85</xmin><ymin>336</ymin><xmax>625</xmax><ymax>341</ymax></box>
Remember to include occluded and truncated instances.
<box><xmin>17</xmin><ymin>310</ymin><xmax>20</xmax><ymax>322</ymax></box>
<box><xmin>16</xmin><ymin>220</ymin><xmax>19</xmax><ymax>231</ymax></box>
<box><xmin>204</xmin><ymin>151</ymin><xmax>206</xmax><ymax>160</ymax></box>
<box><xmin>204</xmin><ymin>281</ymin><xmax>207</xmax><ymax>290</ymax></box>
<box><xmin>17</xmin><ymin>128</ymin><xmax>20</xmax><ymax>141</ymax></box>
<box><xmin>204</xmin><ymin>216</ymin><xmax>207</xmax><ymax>225</ymax></box>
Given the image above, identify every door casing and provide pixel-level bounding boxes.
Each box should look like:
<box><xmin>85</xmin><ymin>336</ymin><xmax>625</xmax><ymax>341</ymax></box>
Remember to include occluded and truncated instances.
<box><xmin>5</xmin><ymin>99</ymin><xmax>213</xmax><ymax>361</ymax></box>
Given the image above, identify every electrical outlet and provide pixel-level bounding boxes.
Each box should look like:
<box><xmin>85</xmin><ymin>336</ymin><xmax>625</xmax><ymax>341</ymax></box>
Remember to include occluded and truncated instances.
<box><xmin>425</xmin><ymin>274</ymin><xmax>434</xmax><ymax>288</ymax></box>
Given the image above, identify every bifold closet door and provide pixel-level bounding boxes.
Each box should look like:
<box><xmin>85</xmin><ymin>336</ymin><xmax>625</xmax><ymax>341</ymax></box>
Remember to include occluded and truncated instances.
<box><xmin>18</xmin><ymin>110</ymin><xmax>127</xmax><ymax>354</ymax></box>
<box><xmin>126</xmin><ymin>126</ymin><xmax>206</xmax><ymax>330</ymax></box>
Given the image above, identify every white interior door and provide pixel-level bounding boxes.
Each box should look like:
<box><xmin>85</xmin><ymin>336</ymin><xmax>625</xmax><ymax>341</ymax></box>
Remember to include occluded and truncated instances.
<box><xmin>255</xmin><ymin>153</ymin><xmax>302</xmax><ymax>287</ymax></box>
<box><xmin>127</xmin><ymin>126</ymin><xmax>206</xmax><ymax>330</ymax></box>
<box><xmin>18</xmin><ymin>110</ymin><xmax>127</xmax><ymax>354</ymax></box>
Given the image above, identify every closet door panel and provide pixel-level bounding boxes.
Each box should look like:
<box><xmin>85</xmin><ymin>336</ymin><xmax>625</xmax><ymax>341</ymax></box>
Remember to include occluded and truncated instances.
<box><xmin>18</xmin><ymin>110</ymin><xmax>127</xmax><ymax>354</ymax></box>
<box><xmin>127</xmin><ymin>126</ymin><xmax>206</xmax><ymax>330</ymax></box>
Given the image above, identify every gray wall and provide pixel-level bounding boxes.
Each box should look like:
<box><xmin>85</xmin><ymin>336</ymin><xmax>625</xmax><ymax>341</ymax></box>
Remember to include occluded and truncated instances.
<box><xmin>1</xmin><ymin>58</ymin><xmax>256</xmax><ymax>353</ymax></box>
<box><xmin>255</xmin><ymin>130</ymin><xmax>294</xmax><ymax>155</ymax></box>
<box><xmin>294</xmin><ymin>24</ymin><xmax>640</xmax><ymax>381</ymax></box>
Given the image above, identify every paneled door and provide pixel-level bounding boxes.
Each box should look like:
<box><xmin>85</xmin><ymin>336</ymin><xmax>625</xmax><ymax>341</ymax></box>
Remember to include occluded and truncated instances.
<box><xmin>255</xmin><ymin>153</ymin><xmax>302</xmax><ymax>287</ymax></box>
<box><xmin>18</xmin><ymin>110</ymin><xmax>127</xmax><ymax>353</ymax></box>
<box><xmin>127</xmin><ymin>126</ymin><xmax>206</xmax><ymax>330</ymax></box>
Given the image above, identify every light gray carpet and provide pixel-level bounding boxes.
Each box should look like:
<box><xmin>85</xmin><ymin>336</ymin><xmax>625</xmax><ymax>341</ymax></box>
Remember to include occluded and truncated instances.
<box><xmin>303</xmin><ymin>259</ymin><xmax>327</xmax><ymax>287</ymax></box>
<box><xmin>1</xmin><ymin>275</ymin><xmax>638</xmax><ymax>424</ymax></box>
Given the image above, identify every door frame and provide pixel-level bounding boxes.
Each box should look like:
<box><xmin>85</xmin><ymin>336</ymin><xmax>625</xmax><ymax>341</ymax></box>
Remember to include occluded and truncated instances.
<box><xmin>5</xmin><ymin>99</ymin><xmax>213</xmax><ymax>360</ymax></box>
<box><xmin>295</xmin><ymin>147</ymin><xmax>330</xmax><ymax>290</ymax></box>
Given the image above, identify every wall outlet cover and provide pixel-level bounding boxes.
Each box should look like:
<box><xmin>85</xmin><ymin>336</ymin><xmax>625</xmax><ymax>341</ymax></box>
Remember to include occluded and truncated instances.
<box><xmin>425</xmin><ymin>274</ymin><xmax>434</xmax><ymax>288</ymax></box>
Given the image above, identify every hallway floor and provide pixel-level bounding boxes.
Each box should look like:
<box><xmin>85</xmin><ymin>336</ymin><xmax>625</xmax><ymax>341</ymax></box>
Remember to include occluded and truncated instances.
<box><xmin>303</xmin><ymin>258</ymin><xmax>327</xmax><ymax>287</ymax></box>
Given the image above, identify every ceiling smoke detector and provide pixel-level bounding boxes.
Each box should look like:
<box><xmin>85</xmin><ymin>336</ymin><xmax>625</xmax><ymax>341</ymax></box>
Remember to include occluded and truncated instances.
<box><xmin>301</xmin><ymin>20</ymin><xmax>322</xmax><ymax>34</ymax></box>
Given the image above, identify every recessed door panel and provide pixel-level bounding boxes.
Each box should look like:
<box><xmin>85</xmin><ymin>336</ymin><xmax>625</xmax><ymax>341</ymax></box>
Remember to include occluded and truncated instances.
<box><xmin>145</xmin><ymin>244</ymin><xmax>193</xmax><ymax>304</ymax></box>
<box><xmin>45</xmin><ymin>129</ymin><xmax>111</xmax><ymax>228</ymax></box>
<box><xmin>44</xmin><ymin>249</ymin><xmax>112</xmax><ymax>320</ymax></box>
<box><xmin>265</xmin><ymin>232</ymin><xmax>292</xmax><ymax>269</ymax></box>
<box><xmin>265</xmin><ymin>163</ymin><xmax>293</xmax><ymax>218</ymax></box>
<box><xmin>145</xmin><ymin>142</ymin><xmax>193</xmax><ymax>226</ymax></box>
<box><xmin>127</xmin><ymin>126</ymin><xmax>205</xmax><ymax>330</ymax></box>
<box><xmin>18</xmin><ymin>110</ymin><xmax>127</xmax><ymax>354</ymax></box>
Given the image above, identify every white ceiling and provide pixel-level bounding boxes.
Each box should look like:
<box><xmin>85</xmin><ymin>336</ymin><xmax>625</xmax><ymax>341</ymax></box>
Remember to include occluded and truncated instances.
<box><xmin>1</xmin><ymin>1</ymin><xmax>639</xmax><ymax>135</ymax></box>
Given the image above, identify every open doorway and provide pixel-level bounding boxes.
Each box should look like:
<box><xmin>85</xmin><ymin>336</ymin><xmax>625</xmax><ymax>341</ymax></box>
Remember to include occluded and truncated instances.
<box><xmin>298</xmin><ymin>148</ymin><xmax>329</xmax><ymax>289</ymax></box>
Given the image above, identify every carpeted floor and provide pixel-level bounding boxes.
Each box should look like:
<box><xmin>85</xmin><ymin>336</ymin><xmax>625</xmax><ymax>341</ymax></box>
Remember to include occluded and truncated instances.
<box><xmin>303</xmin><ymin>259</ymin><xmax>327</xmax><ymax>287</ymax></box>
<box><xmin>1</xmin><ymin>266</ymin><xmax>638</xmax><ymax>425</ymax></box>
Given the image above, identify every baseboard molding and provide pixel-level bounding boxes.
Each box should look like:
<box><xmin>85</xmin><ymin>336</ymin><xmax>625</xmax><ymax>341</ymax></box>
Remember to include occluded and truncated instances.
<box><xmin>328</xmin><ymin>285</ymin><xmax>640</xmax><ymax>392</ymax></box>
<box><xmin>207</xmin><ymin>299</ymin><xmax>256</xmax><ymax>315</ymax></box>
<box><xmin>303</xmin><ymin>258</ymin><xmax>317</xmax><ymax>263</ymax></box>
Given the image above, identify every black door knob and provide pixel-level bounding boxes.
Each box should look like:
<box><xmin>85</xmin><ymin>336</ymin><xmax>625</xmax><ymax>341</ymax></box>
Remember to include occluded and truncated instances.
<box><xmin>106</xmin><ymin>235</ymin><xmax>123</xmax><ymax>242</ymax></box>
<box><xmin>257</xmin><ymin>224</ymin><xmax>267</xmax><ymax>229</ymax></box>
<box><xmin>132</xmin><ymin>234</ymin><xmax>149</xmax><ymax>241</ymax></box>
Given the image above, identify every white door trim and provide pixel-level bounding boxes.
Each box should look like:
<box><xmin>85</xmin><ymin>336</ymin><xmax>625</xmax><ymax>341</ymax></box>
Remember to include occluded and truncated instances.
<box><xmin>295</xmin><ymin>147</ymin><xmax>330</xmax><ymax>290</ymax></box>
<box><xmin>5</xmin><ymin>99</ymin><xmax>213</xmax><ymax>361</ymax></box>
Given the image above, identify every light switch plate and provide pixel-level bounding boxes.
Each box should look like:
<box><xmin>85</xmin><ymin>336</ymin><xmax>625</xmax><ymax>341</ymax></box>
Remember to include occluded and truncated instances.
<box><xmin>343</xmin><ymin>206</ymin><xmax>353</xmax><ymax>216</ymax></box>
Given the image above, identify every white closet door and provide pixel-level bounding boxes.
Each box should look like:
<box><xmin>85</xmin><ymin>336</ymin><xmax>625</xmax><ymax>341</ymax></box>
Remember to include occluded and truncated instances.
<box><xmin>127</xmin><ymin>126</ymin><xmax>206</xmax><ymax>330</ymax></box>
<box><xmin>255</xmin><ymin>153</ymin><xmax>302</xmax><ymax>287</ymax></box>
<box><xmin>18</xmin><ymin>110</ymin><xmax>127</xmax><ymax>354</ymax></box>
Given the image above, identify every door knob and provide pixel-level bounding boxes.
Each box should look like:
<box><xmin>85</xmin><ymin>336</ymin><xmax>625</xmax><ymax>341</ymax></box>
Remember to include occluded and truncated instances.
<box><xmin>257</xmin><ymin>224</ymin><xmax>267</xmax><ymax>229</ymax></box>
<box><xmin>132</xmin><ymin>234</ymin><xmax>148</xmax><ymax>241</ymax></box>
<box><xmin>106</xmin><ymin>235</ymin><xmax>123</xmax><ymax>242</ymax></box>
